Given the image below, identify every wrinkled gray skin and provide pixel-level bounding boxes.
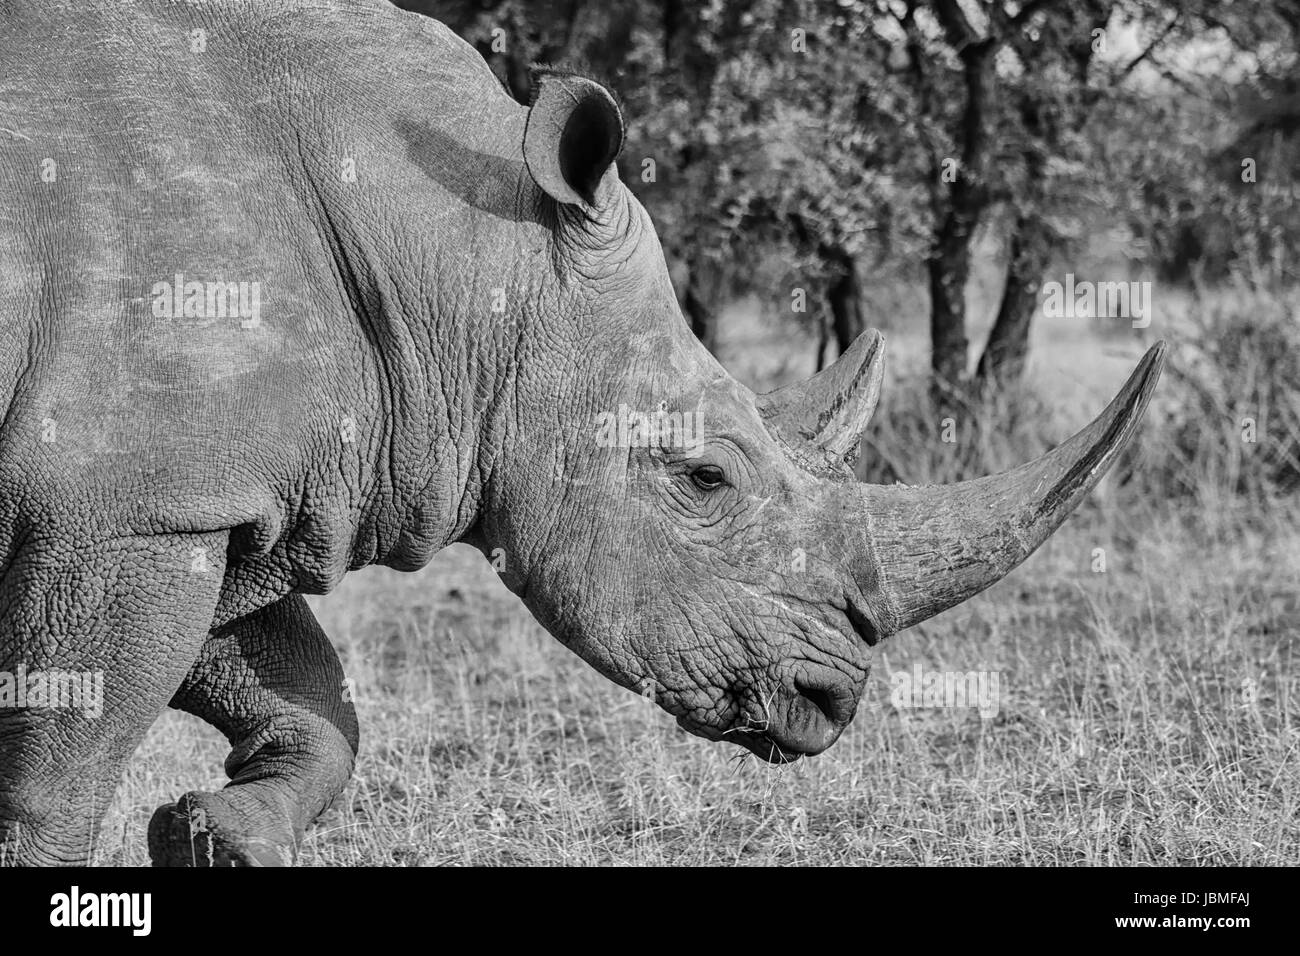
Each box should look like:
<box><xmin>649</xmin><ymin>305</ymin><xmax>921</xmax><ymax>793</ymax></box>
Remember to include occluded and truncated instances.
<box><xmin>0</xmin><ymin>0</ymin><xmax>1164</xmax><ymax>865</ymax></box>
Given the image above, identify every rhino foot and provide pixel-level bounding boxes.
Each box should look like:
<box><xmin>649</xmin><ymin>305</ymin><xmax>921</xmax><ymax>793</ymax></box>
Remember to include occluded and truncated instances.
<box><xmin>152</xmin><ymin>595</ymin><xmax>359</xmax><ymax>867</ymax></box>
<box><xmin>148</xmin><ymin>791</ymin><xmax>295</xmax><ymax>867</ymax></box>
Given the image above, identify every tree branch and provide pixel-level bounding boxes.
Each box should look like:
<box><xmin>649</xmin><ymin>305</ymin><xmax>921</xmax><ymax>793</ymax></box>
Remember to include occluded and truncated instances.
<box><xmin>932</xmin><ymin>0</ymin><xmax>985</xmax><ymax>52</ymax></box>
<box><xmin>1112</xmin><ymin>12</ymin><xmax>1180</xmax><ymax>87</ymax></box>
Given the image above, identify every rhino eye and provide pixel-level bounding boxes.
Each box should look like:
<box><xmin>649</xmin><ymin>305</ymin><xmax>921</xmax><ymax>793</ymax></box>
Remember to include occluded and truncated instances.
<box><xmin>689</xmin><ymin>465</ymin><xmax>726</xmax><ymax>492</ymax></box>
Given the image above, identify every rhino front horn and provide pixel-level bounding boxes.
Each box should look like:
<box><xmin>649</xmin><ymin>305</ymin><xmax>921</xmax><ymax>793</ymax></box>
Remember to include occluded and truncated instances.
<box><xmin>759</xmin><ymin>329</ymin><xmax>885</xmax><ymax>463</ymax></box>
<box><xmin>853</xmin><ymin>342</ymin><xmax>1167</xmax><ymax>633</ymax></box>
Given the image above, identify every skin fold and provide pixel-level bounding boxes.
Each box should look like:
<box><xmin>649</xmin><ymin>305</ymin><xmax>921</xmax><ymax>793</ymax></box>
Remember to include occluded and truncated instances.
<box><xmin>0</xmin><ymin>0</ymin><xmax>1162</xmax><ymax>865</ymax></box>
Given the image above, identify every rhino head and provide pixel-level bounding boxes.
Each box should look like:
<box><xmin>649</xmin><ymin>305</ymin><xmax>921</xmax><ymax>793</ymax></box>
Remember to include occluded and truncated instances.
<box><xmin>470</xmin><ymin>69</ymin><xmax>1164</xmax><ymax>763</ymax></box>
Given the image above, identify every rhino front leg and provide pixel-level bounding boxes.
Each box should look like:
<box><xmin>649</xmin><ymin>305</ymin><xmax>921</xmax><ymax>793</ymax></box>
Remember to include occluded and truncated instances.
<box><xmin>148</xmin><ymin>593</ymin><xmax>359</xmax><ymax>867</ymax></box>
<box><xmin>0</xmin><ymin>531</ymin><xmax>228</xmax><ymax>866</ymax></box>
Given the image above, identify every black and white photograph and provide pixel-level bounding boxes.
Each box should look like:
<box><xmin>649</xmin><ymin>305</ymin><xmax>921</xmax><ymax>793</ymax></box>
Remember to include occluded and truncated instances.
<box><xmin>0</xmin><ymin>0</ymin><xmax>1291</xmax><ymax>914</ymax></box>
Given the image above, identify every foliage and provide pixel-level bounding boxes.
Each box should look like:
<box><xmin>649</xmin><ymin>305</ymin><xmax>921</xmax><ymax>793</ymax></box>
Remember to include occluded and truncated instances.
<box><xmin>401</xmin><ymin>1</ymin><xmax>1298</xmax><ymax>381</ymax></box>
<box><xmin>1133</xmin><ymin>285</ymin><xmax>1300</xmax><ymax>503</ymax></box>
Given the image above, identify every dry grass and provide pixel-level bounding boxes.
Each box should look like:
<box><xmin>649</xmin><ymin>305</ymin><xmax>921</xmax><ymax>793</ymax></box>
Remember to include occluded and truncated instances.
<box><xmin>93</xmin><ymin>287</ymin><xmax>1300</xmax><ymax>866</ymax></box>
<box><xmin>96</xmin><ymin>504</ymin><xmax>1299</xmax><ymax>866</ymax></box>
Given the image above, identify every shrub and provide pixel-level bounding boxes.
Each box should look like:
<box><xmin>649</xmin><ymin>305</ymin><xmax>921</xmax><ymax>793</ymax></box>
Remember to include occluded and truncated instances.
<box><xmin>1131</xmin><ymin>285</ymin><xmax>1300</xmax><ymax>506</ymax></box>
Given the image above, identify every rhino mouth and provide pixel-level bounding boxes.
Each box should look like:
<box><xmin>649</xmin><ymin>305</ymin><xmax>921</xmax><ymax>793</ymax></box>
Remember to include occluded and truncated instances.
<box><xmin>674</xmin><ymin>715</ymin><xmax>805</xmax><ymax>764</ymax></box>
<box><xmin>725</xmin><ymin>728</ymin><xmax>806</xmax><ymax>764</ymax></box>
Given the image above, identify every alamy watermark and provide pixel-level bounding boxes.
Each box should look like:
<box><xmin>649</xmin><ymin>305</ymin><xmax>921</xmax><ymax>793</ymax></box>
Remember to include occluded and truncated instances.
<box><xmin>0</xmin><ymin>665</ymin><xmax>104</xmax><ymax>718</ymax></box>
<box><xmin>593</xmin><ymin>403</ymin><xmax>704</xmax><ymax>451</ymax></box>
<box><xmin>151</xmin><ymin>272</ymin><xmax>261</xmax><ymax>328</ymax></box>
<box><xmin>50</xmin><ymin>886</ymin><xmax>150</xmax><ymax>936</ymax></box>
<box><xmin>1041</xmin><ymin>273</ymin><xmax>1152</xmax><ymax>328</ymax></box>
<box><xmin>890</xmin><ymin>663</ymin><xmax>1001</xmax><ymax>719</ymax></box>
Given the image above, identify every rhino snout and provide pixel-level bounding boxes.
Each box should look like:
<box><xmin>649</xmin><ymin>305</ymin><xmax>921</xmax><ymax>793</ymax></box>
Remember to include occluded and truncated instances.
<box><xmin>718</xmin><ymin>666</ymin><xmax>862</xmax><ymax>762</ymax></box>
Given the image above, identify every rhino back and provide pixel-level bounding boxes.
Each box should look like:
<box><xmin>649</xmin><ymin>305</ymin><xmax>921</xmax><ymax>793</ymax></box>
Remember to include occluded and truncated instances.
<box><xmin>0</xmin><ymin>1</ymin><xmax>520</xmax><ymax>580</ymax></box>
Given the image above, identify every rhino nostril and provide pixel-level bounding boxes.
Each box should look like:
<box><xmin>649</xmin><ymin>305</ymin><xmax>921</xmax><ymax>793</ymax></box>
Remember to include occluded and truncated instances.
<box><xmin>765</xmin><ymin>674</ymin><xmax>858</xmax><ymax>755</ymax></box>
<box><xmin>794</xmin><ymin>679</ymin><xmax>839</xmax><ymax>725</ymax></box>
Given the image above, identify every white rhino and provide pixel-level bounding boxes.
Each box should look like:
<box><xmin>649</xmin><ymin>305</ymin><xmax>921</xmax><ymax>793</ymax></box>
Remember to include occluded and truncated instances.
<box><xmin>0</xmin><ymin>0</ymin><xmax>1163</xmax><ymax>864</ymax></box>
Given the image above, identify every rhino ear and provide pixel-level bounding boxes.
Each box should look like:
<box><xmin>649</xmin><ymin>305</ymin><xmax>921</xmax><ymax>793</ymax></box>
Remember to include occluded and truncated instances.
<box><xmin>523</xmin><ymin>68</ymin><xmax>625</xmax><ymax>207</ymax></box>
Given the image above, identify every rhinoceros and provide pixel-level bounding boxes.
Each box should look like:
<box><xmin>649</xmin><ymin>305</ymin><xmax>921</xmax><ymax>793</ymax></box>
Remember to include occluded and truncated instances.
<box><xmin>0</xmin><ymin>0</ymin><xmax>1164</xmax><ymax>866</ymax></box>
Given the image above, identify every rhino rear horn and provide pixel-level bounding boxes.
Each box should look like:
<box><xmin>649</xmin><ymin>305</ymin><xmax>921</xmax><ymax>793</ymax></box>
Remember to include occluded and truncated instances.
<box><xmin>759</xmin><ymin>329</ymin><xmax>885</xmax><ymax>463</ymax></box>
<box><xmin>853</xmin><ymin>342</ymin><xmax>1167</xmax><ymax>633</ymax></box>
<box><xmin>523</xmin><ymin>68</ymin><xmax>624</xmax><ymax>207</ymax></box>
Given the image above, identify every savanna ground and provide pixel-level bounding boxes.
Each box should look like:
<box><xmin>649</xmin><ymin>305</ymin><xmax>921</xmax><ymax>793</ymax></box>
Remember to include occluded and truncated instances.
<box><xmin>98</xmin><ymin>284</ymin><xmax>1300</xmax><ymax>866</ymax></box>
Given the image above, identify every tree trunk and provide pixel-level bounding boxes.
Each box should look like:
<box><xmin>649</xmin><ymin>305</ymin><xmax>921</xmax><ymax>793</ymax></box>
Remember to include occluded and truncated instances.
<box><xmin>815</xmin><ymin>305</ymin><xmax>831</xmax><ymax>372</ymax></box>
<box><xmin>976</xmin><ymin>215</ymin><xmax>1051</xmax><ymax>387</ymax></box>
<box><xmin>974</xmin><ymin>0</ymin><xmax>1112</xmax><ymax>388</ymax></box>
<box><xmin>818</xmin><ymin>244</ymin><xmax>865</xmax><ymax>356</ymax></box>
<box><xmin>925</xmin><ymin>35</ymin><xmax>997</xmax><ymax>405</ymax></box>
<box><xmin>928</xmin><ymin>230</ymin><xmax>973</xmax><ymax>390</ymax></box>
<box><xmin>682</xmin><ymin>281</ymin><xmax>718</xmax><ymax>354</ymax></box>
